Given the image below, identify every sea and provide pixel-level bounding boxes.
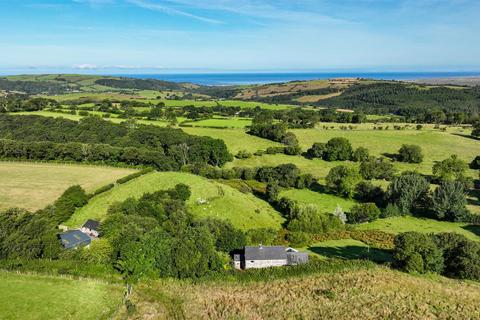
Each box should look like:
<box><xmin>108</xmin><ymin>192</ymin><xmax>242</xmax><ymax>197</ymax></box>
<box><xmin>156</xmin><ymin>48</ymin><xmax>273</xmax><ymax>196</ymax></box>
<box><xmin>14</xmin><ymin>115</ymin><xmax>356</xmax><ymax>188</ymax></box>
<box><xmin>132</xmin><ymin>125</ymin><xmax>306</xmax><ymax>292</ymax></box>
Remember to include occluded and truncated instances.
<box><xmin>115</xmin><ymin>72</ymin><xmax>480</xmax><ymax>86</ymax></box>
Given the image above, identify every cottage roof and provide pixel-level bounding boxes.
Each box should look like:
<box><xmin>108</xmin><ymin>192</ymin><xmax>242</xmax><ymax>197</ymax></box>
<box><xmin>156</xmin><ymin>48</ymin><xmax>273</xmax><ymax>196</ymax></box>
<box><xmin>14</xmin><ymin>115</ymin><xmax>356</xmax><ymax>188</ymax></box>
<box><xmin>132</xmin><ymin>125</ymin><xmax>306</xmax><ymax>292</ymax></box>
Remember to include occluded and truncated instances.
<box><xmin>244</xmin><ymin>246</ymin><xmax>287</xmax><ymax>260</ymax></box>
<box><xmin>82</xmin><ymin>219</ymin><xmax>100</xmax><ymax>231</ymax></box>
<box><xmin>59</xmin><ymin>230</ymin><xmax>91</xmax><ymax>249</ymax></box>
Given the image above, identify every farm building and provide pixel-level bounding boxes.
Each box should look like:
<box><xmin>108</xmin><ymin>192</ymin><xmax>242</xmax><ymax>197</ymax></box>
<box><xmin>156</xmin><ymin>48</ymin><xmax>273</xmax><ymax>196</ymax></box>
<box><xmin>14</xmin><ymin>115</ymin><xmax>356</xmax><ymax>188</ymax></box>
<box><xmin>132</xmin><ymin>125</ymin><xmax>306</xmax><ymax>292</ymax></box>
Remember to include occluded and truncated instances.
<box><xmin>59</xmin><ymin>230</ymin><xmax>91</xmax><ymax>249</ymax></box>
<box><xmin>81</xmin><ymin>219</ymin><xmax>100</xmax><ymax>238</ymax></box>
<box><xmin>233</xmin><ymin>245</ymin><xmax>309</xmax><ymax>270</ymax></box>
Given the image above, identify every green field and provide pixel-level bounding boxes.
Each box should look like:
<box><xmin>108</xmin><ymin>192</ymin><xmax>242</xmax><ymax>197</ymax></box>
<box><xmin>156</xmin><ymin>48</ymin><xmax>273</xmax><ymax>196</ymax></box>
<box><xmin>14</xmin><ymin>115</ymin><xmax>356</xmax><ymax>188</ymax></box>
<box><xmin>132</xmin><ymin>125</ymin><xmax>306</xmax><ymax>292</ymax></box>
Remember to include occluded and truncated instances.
<box><xmin>307</xmin><ymin>239</ymin><xmax>392</xmax><ymax>262</ymax></box>
<box><xmin>182</xmin><ymin>117</ymin><xmax>252</xmax><ymax>128</ymax></box>
<box><xmin>292</xmin><ymin>125</ymin><xmax>478</xmax><ymax>177</ymax></box>
<box><xmin>66</xmin><ymin>172</ymin><xmax>284</xmax><ymax>230</ymax></box>
<box><xmin>0</xmin><ymin>271</ymin><xmax>123</xmax><ymax>320</ymax></box>
<box><xmin>183</xmin><ymin>127</ymin><xmax>282</xmax><ymax>153</ymax></box>
<box><xmin>280</xmin><ymin>189</ymin><xmax>357</xmax><ymax>213</ymax></box>
<box><xmin>356</xmin><ymin>216</ymin><xmax>480</xmax><ymax>241</ymax></box>
<box><xmin>0</xmin><ymin>162</ymin><xmax>136</xmax><ymax>211</ymax></box>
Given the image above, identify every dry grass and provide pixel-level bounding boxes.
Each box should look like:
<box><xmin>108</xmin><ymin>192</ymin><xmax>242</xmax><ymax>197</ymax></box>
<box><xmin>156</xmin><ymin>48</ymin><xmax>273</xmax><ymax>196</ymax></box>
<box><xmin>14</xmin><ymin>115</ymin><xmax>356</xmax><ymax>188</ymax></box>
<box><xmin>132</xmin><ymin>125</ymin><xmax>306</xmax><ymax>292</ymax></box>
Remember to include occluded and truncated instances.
<box><xmin>123</xmin><ymin>267</ymin><xmax>480</xmax><ymax>319</ymax></box>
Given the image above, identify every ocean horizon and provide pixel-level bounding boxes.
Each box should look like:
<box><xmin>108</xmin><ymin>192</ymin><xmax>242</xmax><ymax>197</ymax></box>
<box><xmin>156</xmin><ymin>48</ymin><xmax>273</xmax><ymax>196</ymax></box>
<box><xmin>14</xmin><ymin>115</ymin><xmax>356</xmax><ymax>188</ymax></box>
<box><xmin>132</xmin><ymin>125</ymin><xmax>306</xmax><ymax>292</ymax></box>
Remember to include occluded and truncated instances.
<box><xmin>115</xmin><ymin>71</ymin><xmax>480</xmax><ymax>86</ymax></box>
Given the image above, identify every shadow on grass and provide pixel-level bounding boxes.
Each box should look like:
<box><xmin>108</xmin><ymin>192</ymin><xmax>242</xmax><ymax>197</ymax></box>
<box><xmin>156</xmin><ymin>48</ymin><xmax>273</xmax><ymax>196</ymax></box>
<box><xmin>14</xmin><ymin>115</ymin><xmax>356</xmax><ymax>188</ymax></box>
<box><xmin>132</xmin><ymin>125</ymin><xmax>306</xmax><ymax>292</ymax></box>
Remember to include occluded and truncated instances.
<box><xmin>451</xmin><ymin>133</ymin><xmax>480</xmax><ymax>142</ymax></box>
<box><xmin>308</xmin><ymin>245</ymin><xmax>393</xmax><ymax>263</ymax></box>
<box><xmin>462</xmin><ymin>225</ymin><xmax>480</xmax><ymax>237</ymax></box>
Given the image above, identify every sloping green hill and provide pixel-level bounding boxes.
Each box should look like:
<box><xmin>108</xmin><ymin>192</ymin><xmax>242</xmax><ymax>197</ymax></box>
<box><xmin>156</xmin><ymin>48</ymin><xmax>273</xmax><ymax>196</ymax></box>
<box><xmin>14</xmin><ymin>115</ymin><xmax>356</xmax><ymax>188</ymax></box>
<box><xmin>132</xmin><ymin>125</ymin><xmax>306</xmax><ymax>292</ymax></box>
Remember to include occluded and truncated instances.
<box><xmin>65</xmin><ymin>172</ymin><xmax>284</xmax><ymax>230</ymax></box>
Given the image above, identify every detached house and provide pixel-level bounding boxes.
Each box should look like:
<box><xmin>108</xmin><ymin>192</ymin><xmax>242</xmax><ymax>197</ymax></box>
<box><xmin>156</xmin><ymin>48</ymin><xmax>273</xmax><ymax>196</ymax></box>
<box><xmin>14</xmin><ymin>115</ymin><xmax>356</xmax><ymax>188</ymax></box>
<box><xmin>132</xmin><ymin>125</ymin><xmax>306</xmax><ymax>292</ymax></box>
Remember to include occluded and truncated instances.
<box><xmin>59</xmin><ymin>230</ymin><xmax>91</xmax><ymax>249</ymax></box>
<box><xmin>233</xmin><ymin>245</ymin><xmax>309</xmax><ymax>270</ymax></box>
<box><xmin>81</xmin><ymin>219</ymin><xmax>100</xmax><ymax>238</ymax></box>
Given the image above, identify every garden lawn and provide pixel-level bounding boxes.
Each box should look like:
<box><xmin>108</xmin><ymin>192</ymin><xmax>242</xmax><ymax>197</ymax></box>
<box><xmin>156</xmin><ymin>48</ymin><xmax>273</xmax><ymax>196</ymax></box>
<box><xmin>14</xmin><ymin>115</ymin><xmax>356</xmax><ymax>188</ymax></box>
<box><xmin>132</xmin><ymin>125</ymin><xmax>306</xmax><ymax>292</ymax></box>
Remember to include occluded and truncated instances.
<box><xmin>66</xmin><ymin>172</ymin><xmax>284</xmax><ymax>230</ymax></box>
<box><xmin>0</xmin><ymin>271</ymin><xmax>123</xmax><ymax>320</ymax></box>
<box><xmin>0</xmin><ymin>162</ymin><xmax>136</xmax><ymax>211</ymax></box>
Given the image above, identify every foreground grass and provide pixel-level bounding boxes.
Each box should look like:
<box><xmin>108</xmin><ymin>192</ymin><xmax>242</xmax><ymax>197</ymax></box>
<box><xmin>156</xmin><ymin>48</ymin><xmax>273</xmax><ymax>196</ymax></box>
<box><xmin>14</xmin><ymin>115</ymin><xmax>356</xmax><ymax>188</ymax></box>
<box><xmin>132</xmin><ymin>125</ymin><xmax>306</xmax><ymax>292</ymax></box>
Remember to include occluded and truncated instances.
<box><xmin>0</xmin><ymin>162</ymin><xmax>136</xmax><ymax>211</ymax></box>
<box><xmin>66</xmin><ymin>172</ymin><xmax>283</xmax><ymax>230</ymax></box>
<box><xmin>356</xmin><ymin>216</ymin><xmax>480</xmax><ymax>241</ymax></box>
<box><xmin>0</xmin><ymin>271</ymin><xmax>123</xmax><ymax>320</ymax></box>
<box><xmin>123</xmin><ymin>266</ymin><xmax>480</xmax><ymax>319</ymax></box>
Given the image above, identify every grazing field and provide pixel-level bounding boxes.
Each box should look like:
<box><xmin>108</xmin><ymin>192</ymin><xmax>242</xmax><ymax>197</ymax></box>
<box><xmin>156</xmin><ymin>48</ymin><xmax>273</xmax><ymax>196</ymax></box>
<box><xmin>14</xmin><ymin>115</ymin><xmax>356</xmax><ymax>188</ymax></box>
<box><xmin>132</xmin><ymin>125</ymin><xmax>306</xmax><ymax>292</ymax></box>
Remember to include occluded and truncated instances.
<box><xmin>66</xmin><ymin>172</ymin><xmax>284</xmax><ymax>230</ymax></box>
<box><xmin>306</xmin><ymin>239</ymin><xmax>392</xmax><ymax>262</ymax></box>
<box><xmin>0</xmin><ymin>162</ymin><xmax>136</xmax><ymax>211</ymax></box>
<box><xmin>183</xmin><ymin>127</ymin><xmax>281</xmax><ymax>153</ymax></box>
<box><xmin>280</xmin><ymin>189</ymin><xmax>357</xmax><ymax>213</ymax></box>
<box><xmin>292</xmin><ymin>126</ymin><xmax>478</xmax><ymax>177</ymax></box>
<box><xmin>125</xmin><ymin>267</ymin><xmax>480</xmax><ymax>319</ymax></box>
<box><xmin>0</xmin><ymin>271</ymin><xmax>123</xmax><ymax>320</ymax></box>
<box><xmin>182</xmin><ymin>117</ymin><xmax>252</xmax><ymax>128</ymax></box>
<box><xmin>356</xmin><ymin>216</ymin><xmax>480</xmax><ymax>241</ymax></box>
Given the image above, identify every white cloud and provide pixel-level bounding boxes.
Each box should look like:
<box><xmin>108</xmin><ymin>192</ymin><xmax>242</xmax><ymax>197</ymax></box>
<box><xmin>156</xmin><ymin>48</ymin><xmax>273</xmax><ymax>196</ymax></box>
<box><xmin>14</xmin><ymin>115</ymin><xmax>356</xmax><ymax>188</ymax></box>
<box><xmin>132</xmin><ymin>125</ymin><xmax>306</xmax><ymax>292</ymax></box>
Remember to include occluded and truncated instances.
<box><xmin>73</xmin><ymin>64</ymin><xmax>98</xmax><ymax>69</ymax></box>
<box><xmin>127</xmin><ymin>0</ymin><xmax>223</xmax><ymax>24</ymax></box>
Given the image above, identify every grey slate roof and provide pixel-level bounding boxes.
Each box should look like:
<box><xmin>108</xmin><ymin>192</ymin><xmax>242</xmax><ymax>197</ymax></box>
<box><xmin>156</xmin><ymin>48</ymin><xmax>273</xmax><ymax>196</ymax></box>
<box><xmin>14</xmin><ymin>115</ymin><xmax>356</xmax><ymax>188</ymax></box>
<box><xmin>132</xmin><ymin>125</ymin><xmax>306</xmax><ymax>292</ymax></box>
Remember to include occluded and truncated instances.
<box><xmin>244</xmin><ymin>246</ymin><xmax>287</xmax><ymax>261</ymax></box>
<box><xmin>59</xmin><ymin>230</ymin><xmax>91</xmax><ymax>249</ymax></box>
<box><xmin>82</xmin><ymin>219</ymin><xmax>100</xmax><ymax>231</ymax></box>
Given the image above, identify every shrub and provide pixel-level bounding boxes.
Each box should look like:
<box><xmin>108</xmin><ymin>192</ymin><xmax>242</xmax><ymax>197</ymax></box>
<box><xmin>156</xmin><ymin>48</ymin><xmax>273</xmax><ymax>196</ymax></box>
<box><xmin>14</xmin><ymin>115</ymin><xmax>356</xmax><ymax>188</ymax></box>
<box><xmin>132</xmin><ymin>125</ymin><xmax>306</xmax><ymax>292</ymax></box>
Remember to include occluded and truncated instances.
<box><xmin>354</xmin><ymin>181</ymin><xmax>385</xmax><ymax>206</ymax></box>
<box><xmin>326</xmin><ymin>165</ymin><xmax>361</xmax><ymax>198</ymax></box>
<box><xmin>92</xmin><ymin>183</ymin><xmax>115</xmax><ymax>196</ymax></box>
<box><xmin>381</xmin><ymin>203</ymin><xmax>402</xmax><ymax>218</ymax></box>
<box><xmin>246</xmin><ymin>228</ymin><xmax>278</xmax><ymax>246</ymax></box>
<box><xmin>470</xmin><ymin>155</ymin><xmax>480</xmax><ymax>169</ymax></box>
<box><xmin>432</xmin><ymin>180</ymin><xmax>469</xmax><ymax>221</ymax></box>
<box><xmin>360</xmin><ymin>157</ymin><xmax>395</xmax><ymax>180</ymax></box>
<box><xmin>287</xmin><ymin>232</ymin><xmax>312</xmax><ymax>247</ymax></box>
<box><xmin>346</xmin><ymin>203</ymin><xmax>381</xmax><ymax>224</ymax></box>
<box><xmin>398</xmin><ymin>144</ymin><xmax>423</xmax><ymax>163</ymax></box>
<box><xmin>432</xmin><ymin>155</ymin><xmax>468</xmax><ymax>182</ymax></box>
<box><xmin>323</xmin><ymin>137</ymin><xmax>353</xmax><ymax>161</ymax></box>
<box><xmin>116</xmin><ymin>168</ymin><xmax>154</xmax><ymax>184</ymax></box>
<box><xmin>386</xmin><ymin>172</ymin><xmax>430</xmax><ymax>214</ymax></box>
<box><xmin>295</xmin><ymin>173</ymin><xmax>315</xmax><ymax>189</ymax></box>
<box><xmin>393</xmin><ymin>232</ymin><xmax>444</xmax><ymax>274</ymax></box>
<box><xmin>306</xmin><ymin>142</ymin><xmax>326</xmax><ymax>159</ymax></box>
<box><xmin>352</xmin><ymin>147</ymin><xmax>370</xmax><ymax>162</ymax></box>
<box><xmin>235</xmin><ymin>150</ymin><xmax>252</xmax><ymax>159</ymax></box>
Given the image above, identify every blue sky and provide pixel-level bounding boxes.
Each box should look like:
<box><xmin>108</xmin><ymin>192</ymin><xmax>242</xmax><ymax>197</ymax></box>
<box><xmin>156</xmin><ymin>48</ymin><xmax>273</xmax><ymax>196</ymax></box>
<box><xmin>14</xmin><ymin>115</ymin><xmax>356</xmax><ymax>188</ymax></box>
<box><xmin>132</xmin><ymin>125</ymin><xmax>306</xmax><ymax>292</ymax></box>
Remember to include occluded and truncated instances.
<box><xmin>1</xmin><ymin>0</ymin><xmax>479</xmax><ymax>73</ymax></box>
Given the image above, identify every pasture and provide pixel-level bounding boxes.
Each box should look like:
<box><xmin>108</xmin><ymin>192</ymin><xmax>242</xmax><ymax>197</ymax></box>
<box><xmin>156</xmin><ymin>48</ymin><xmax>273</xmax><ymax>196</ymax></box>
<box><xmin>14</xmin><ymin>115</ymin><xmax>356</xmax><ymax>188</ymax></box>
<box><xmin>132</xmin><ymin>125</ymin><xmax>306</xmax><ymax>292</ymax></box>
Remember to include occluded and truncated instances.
<box><xmin>356</xmin><ymin>216</ymin><xmax>480</xmax><ymax>241</ymax></box>
<box><xmin>280</xmin><ymin>189</ymin><xmax>357</xmax><ymax>214</ymax></box>
<box><xmin>182</xmin><ymin>117</ymin><xmax>252</xmax><ymax>128</ymax></box>
<box><xmin>306</xmin><ymin>239</ymin><xmax>392</xmax><ymax>262</ymax></box>
<box><xmin>0</xmin><ymin>162</ymin><xmax>136</xmax><ymax>211</ymax></box>
<box><xmin>0</xmin><ymin>271</ymin><xmax>123</xmax><ymax>320</ymax></box>
<box><xmin>127</xmin><ymin>267</ymin><xmax>480</xmax><ymax>319</ymax></box>
<box><xmin>66</xmin><ymin>172</ymin><xmax>284</xmax><ymax>230</ymax></box>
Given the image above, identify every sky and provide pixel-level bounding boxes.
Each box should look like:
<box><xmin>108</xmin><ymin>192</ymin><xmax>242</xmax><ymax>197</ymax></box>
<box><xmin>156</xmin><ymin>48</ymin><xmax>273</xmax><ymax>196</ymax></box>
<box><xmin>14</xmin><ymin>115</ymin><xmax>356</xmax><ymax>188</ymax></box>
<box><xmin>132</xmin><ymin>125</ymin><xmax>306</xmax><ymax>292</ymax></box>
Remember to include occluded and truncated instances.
<box><xmin>0</xmin><ymin>0</ymin><xmax>479</xmax><ymax>73</ymax></box>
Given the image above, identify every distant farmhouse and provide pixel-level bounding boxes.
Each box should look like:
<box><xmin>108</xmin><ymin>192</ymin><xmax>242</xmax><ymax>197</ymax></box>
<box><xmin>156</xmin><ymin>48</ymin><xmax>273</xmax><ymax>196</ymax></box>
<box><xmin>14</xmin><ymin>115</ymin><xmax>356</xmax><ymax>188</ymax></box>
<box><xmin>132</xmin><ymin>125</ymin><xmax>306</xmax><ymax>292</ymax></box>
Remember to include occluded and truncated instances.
<box><xmin>59</xmin><ymin>230</ymin><xmax>91</xmax><ymax>249</ymax></box>
<box><xmin>59</xmin><ymin>219</ymin><xmax>101</xmax><ymax>249</ymax></box>
<box><xmin>81</xmin><ymin>219</ymin><xmax>100</xmax><ymax>238</ymax></box>
<box><xmin>233</xmin><ymin>245</ymin><xmax>309</xmax><ymax>270</ymax></box>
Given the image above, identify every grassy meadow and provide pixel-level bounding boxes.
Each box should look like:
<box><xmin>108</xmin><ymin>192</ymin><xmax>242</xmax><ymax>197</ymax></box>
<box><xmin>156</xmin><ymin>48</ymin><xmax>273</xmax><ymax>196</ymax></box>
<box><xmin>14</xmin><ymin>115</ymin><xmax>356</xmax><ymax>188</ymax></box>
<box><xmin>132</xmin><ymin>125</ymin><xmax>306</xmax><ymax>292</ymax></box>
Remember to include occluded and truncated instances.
<box><xmin>0</xmin><ymin>162</ymin><xmax>136</xmax><ymax>211</ymax></box>
<box><xmin>356</xmin><ymin>216</ymin><xmax>480</xmax><ymax>241</ymax></box>
<box><xmin>0</xmin><ymin>271</ymin><xmax>123</xmax><ymax>320</ymax></box>
<box><xmin>306</xmin><ymin>239</ymin><xmax>392</xmax><ymax>262</ymax></box>
<box><xmin>66</xmin><ymin>172</ymin><xmax>284</xmax><ymax>230</ymax></box>
<box><xmin>123</xmin><ymin>267</ymin><xmax>480</xmax><ymax>319</ymax></box>
<box><xmin>280</xmin><ymin>188</ymin><xmax>357</xmax><ymax>213</ymax></box>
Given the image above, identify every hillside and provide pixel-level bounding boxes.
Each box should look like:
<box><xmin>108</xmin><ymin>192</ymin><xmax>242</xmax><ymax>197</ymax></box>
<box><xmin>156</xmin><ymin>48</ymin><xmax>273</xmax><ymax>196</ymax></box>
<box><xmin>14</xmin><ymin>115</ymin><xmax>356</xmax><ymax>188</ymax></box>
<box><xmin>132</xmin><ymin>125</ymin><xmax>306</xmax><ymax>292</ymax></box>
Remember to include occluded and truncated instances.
<box><xmin>120</xmin><ymin>265</ymin><xmax>480</xmax><ymax>319</ymax></box>
<box><xmin>66</xmin><ymin>171</ymin><xmax>284</xmax><ymax>230</ymax></box>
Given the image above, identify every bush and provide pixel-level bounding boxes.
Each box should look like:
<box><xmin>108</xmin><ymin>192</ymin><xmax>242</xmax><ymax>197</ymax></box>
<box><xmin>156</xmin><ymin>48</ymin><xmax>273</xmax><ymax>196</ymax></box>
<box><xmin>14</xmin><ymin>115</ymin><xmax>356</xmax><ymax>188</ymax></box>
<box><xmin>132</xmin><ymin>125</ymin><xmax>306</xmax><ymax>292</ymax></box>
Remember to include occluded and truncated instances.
<box><xmin>295</xmin><ymin>174</ymin><xmax>315</xmax><ymax>189</ymax></box>
<box><xmin>92</xmin><ymin>183</ymin><xmax>115</xmax><ymax>196</ymax></box>
<box><xmin>393</xmin><ymin>232</ymin><xmax>444</xmax><ymax>274</ymax></box>
<box><xmin>354</xmin><ymin>181</ymin><xmax>385</xmax><ymax>206</ymax></box>
<box><xmin>246</xmin><ymin>228</ymin><xmax>278</xmax><ymax>246</ymax></box>
<box><xmin>470</xmin><ymin>155</ymin><xmax>480</xmax><ymax>169</ymax></box>
<box><xmin>346</xmin><ymin>203</ymin><xmax>381</xmax><ymax>224</ymax></box>
<box><xmin>381</xmin><ymin>203</ymin><xmax>402</xmax><ymax>218</ymax></box>
<box><xmin>360</xmin><ymin>157</ymin><xmax>395</xmax><ymax>180</ymax></box>
<box><xmin>235</xmin><ymin>150</ymin><xmax>252</xmax><ymax>159</ymax></box>
<box><xmin>325</xmin><ymin>165</ymin><xmax>361</xmax><ymax>198</ymax></box>
<box><xmin>352</xmin><ymin>147</ymin><xmax>370</xmax><ymax>162</ymax></box>
<box><xmin>432</xmin><ymin>155</ymin><xmax>468</xmax><ymax>182</ymax></box>
<box><xmin>432</xmin><ymin>180</ymin><xmax>469</xmax><ymax>221</ymax></box>
<box><xmin>116</xmin><ymin>168</ymin><xmax>154</xmax><ymax>184</ymax></box>
<box><xmin>306</xmin><ymin>142</ymin><xmax>326</xmax><ymax>159</ymax></box>
<box><xmin>323</xmin><ymin>137</ymin><xmax>353</xmax><ymax>161</ymax></box>
<box><xmin>398</xmin><ymin>144</ymin><xmax>423</xmax><ymax>163</ymax></box>
<box><xmin>386</xmin><ymin>172</ymin><xmax>430</xmax><ymax>214</ymax></box>
<box><xmin>287</xmin><ymin>232</ymin><xmax>312</xmax><ymax>247</ymax></box>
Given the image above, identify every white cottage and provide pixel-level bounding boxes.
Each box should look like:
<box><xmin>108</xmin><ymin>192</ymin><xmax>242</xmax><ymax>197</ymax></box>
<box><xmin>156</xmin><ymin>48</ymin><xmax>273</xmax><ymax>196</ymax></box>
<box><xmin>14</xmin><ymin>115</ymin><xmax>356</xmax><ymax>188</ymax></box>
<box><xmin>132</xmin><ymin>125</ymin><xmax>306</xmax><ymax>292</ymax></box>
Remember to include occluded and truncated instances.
<box><xmin>233</xmin><ymin>245</ymin><xmax>309</xmax><ymax>270</ymax></box>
